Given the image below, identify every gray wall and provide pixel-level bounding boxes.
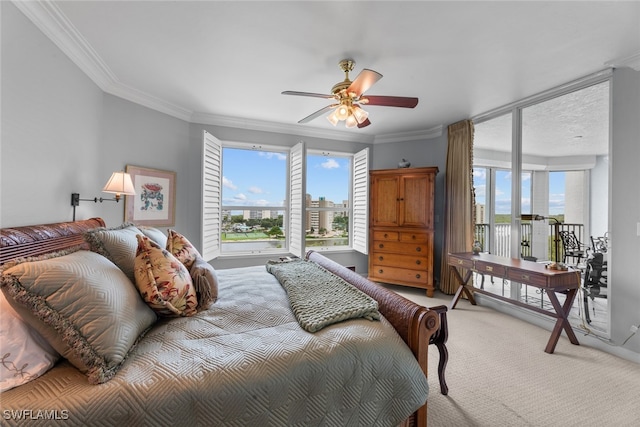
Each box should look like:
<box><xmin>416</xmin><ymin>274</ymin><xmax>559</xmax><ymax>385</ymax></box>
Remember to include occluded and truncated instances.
<box><xmin>2</xmin><ymin>1</ymin><xmax>639</xmax><ymax>359</ymax></box>
<box><xmin>2</xmin><ymin>2</ymin><xmax>105</xmax><ymax>226</ymax></box>
<box><xmin>610</xmin><ymin>67</ymin><xmax>640</xmax><ymax>354</ymax></box>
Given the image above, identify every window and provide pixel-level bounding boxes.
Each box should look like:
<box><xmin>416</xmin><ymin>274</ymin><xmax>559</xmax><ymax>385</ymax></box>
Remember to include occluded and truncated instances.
<box><xmin>202</xmin><ymin>133</ymin><xmax>368</xmax><ymax>258</ymax></box>
<box><xmin>220</xmin><ymin>144</ymin><xmax>287</xmax><ymax>255</ymax></box>
<box><xmin>472</xmin><ymin>75</ymin><xmax>610</xmax><ymax>335</ymax></box>
<box><xmin>305</xmin><ymin>151</ymin><xmax>351</xmax><ymax>250</ymax></box>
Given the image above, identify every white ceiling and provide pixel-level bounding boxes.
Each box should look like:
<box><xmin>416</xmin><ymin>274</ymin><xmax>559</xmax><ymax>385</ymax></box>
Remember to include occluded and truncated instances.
<box><xmin>15</xmin><ymin>1</ymin><xmax>640</xmax><ymax>147</ymax></box>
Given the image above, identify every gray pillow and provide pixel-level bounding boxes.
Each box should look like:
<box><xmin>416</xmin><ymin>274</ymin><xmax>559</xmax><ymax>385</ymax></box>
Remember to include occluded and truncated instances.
<box><xmin>190</xmin><ymin>256</ymin><xmax>219</xmax><ymax>310</ymax></box>
<box><xmin>84</xmin><ymin>223</ymin><xmax>142</xmax><ymax>282</ymax></box>
<box><xmin>138</xmin><ymin>226</ymin><xmax>168</xmax><ymax>248</ymax></box>
<box><xmin>0</xmin><ymin>249</ymin><xmax>157</xmax><ymax>384</ymax></box>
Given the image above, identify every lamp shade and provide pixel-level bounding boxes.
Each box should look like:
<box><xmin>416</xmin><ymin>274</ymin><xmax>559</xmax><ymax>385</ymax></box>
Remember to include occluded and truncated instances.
<box><xmin>345</xmin><ymin>114</ymin><xmax>358</xmax><ymax>128</ymax></box>
<box><xmin>352</xmin><ymin>105</ymin><xmax>369</xmax><ymax>123</ymax></box>
<box><xmin>326</xmin><ymin>110</ymin><xmax>339</xmax><ymax>126</ymax></box>
<box><xmin>335</xmin><ymin>104</ymin><xmax>350</xmax><ymax>121</ymax></box>
<box><xmin>102</xmin><ymin>171</ymin><xmax>136</xmax><ymax>196</ymax></box>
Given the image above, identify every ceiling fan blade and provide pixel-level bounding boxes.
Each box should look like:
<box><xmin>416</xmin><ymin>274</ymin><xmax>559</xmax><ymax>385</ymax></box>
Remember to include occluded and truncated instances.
<box><xmin>357</xmin><ymin>118</ymin><xmax>371</xmax><ymax>128</ymax></box>
<box><xmin>364</xmin><ymin>95</ymin><xmax>419</xmax><ymax>108</ymax></box>
<box><xmin>347</xmin><ymin>69</ymin><xmax>383</xmax><ymax>96</ymax></box>
<box><xmin>282</xmin><ymin>91</ymin><xmax>334</xmax><ymax>99</ymax></box>
<box><xmin>298</xmin><ymin>104</ymin><xmax>338</xmax><ymax>124</ymax></box>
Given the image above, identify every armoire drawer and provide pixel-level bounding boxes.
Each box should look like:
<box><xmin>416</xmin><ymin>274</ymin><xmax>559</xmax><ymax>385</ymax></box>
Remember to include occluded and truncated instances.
<box><xmin>373</xmin><ymin>241</ymin><xmax>429</xmax><ymax>254</ymax></box>
<box><xmin>370</xmin><ymin>265</ymin><xmax>429</xmax><ymax>285</ymax></box>
<box><xmin>372</xmin><ymin>231</ymin><xmax>400</xmax><ymax>241</ymax></box>
<box><xmin>372</xmin><ymin>253</ymin><xmax>428</xmax><ymax>269</ymax></box>
<box><xmin>399</xmin><ymin>232</ymin><xmax>429</xmax><ymax>243</ymax></box>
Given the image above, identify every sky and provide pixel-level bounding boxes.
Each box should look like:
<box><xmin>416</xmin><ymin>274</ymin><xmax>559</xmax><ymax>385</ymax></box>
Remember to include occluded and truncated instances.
<box><xmin>473</xmin><ymin>168</ymin><xmax>565</xmax><ymax>216</ymax></box>
<box><xmin>221</xmin><ymin>148</ymin><xmax>350</xmax><ymax>207</ymax></box>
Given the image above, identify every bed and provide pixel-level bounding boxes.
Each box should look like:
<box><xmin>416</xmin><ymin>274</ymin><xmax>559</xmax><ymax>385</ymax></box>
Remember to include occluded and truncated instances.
<box><xmin>0</xmin><ymin>218</ymin><xmax>443</xmax><ymax>426</ymax></box>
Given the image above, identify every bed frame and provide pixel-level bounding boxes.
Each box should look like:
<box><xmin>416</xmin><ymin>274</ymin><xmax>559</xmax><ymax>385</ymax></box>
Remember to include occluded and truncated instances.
<box><xmin>1</xmin><ymin>218</ymin><xmax>445</xmax><ymax>426</ymax></box>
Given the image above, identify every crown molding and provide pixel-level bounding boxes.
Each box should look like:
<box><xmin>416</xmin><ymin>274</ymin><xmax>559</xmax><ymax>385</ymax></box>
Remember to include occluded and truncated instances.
<box><xmin>190</xmin><ymin>113</ymin><xmax>376</xmax><ymax>143</ymax></box>
<box><xmin>605</xmin><ymin>51</ymin><xmax>640</xmax><ymax>71</ymax></box>
<box><xmin>373</xmin><ymin>125</ymin><xmax>444</xmax><ymax>143</ymax></box>
<box><xmin>108</xmin><ymin>82</ymin><xmax>193</xmax><ymax>122</ymax></box>
<box><xmin>14</xmin><ymin>0</ymin><xmax>443</xmax><ymax>144</ymax></box>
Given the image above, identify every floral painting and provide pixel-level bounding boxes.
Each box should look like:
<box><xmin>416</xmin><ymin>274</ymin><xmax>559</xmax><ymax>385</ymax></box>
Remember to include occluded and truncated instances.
<box><xmin>125</xmin><ymin>166</ymin><xmax>176</xmax><ymax>226</ymax></box>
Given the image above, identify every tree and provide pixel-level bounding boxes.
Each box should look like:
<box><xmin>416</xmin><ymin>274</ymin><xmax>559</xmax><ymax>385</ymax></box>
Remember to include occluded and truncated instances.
<box><xmin>333</xmin><ymin>215</ymin><xmax>349</xmax><ymax>232</ymax></box>
<box><xmin>267</xmin><ymin>226</ymin><xmax>283</xmax><ymax>239</ymax></box>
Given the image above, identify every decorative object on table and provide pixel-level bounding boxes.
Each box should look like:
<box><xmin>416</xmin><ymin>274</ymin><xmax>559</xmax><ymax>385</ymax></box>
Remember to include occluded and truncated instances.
<box><xmin>398</xmin><ymin>159</ymin><xmax>411</xmax><ymax>168</ymax></box>
<box><xmin>125</xmin><ymin>165</ymin><xmax>176</xmax><ymax>226</ymax></box>
<box><xmin>472</xmin><ymin>240</ymin><xmax>483</xmax><ymax>254</ymax></box>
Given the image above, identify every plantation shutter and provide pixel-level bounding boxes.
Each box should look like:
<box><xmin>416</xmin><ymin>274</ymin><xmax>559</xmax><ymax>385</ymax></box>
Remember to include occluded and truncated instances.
<box><xmin>201</xmin><ymin>130</ymin><xmax>222</xmax><ymax>261</ymax></box>
<box><xmin>352</xmin><ymin>147</ymin><xmax>369</xmax><ymax>254</ymax></box>
<box><xmin>288</xmin><ymin>142</ymin><xmax>305</xmax><ymax>258</ymax></box>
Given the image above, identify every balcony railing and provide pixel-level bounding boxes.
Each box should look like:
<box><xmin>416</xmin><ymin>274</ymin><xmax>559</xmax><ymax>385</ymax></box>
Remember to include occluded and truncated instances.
<box><xmin>474</xmin><ymin>223</ymin><xmax>584</xmax><ymax>261</ymax></box>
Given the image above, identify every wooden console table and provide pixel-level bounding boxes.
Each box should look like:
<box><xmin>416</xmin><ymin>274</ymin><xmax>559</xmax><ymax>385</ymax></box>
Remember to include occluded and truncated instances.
<box><xmin>448</xmin><ymin>252</ymin><xmax>582</xmax><ymax>354</ymax></box>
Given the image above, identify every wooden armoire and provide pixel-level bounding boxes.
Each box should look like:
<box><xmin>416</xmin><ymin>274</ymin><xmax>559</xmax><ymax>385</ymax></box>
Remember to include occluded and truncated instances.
<box><xmin>368</xmin><ymin>167</ymin><xmax>438</xmax><ymax>297</ymax></box>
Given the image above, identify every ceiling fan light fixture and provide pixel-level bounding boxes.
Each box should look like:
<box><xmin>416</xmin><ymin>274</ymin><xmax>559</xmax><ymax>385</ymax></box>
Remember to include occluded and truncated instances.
<box><xmin>336</xmin><ymin>104</ymin><xmax>350</xmax><ymax>121</ymax></box>
<box><xmin>327</xmin><ymin>110</ymin><xmax>339</xmax><ymax>126</ymax></box>
<box><xmin>345</xmin><ymin>114</ymin><xmax>358</xmax><ymax>128</ymax></box>
<box><xmin>352</xmin><ymin>105</ymin><xmax>369</xmax><ymax>123</ymax></box>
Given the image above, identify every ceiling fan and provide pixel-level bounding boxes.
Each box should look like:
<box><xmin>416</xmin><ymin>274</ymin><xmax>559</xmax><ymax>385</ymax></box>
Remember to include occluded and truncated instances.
<box><xmin>282</xmin><ymin>59</ymin><xmax>418</xmax><ymax>129</ymax></box>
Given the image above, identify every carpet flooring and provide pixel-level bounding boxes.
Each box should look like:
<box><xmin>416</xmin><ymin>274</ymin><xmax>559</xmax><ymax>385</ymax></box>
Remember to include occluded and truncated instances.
<box><xmin>385</xmin><ymin>285</ymin><xmax>640</xmax><ymax>427</ymax></box>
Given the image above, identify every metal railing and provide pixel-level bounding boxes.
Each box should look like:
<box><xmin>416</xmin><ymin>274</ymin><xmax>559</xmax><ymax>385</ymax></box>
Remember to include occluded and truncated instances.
<box><xmin>475</xmin><ymin>223</ymin><xmax>584</xmax><ymax>261</ymax></box>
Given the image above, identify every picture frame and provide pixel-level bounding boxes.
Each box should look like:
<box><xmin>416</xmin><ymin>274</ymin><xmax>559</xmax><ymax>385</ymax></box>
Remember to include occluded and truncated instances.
<box><xmin>124</xmin><ymin>165</ymin><xmax>176</xmax><ymax>226</ymax></box>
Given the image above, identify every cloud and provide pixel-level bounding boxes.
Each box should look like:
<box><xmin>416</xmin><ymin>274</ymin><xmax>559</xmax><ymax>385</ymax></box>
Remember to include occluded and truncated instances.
<box><xmin>321</xmin><ymin>159</ymin><xmax>340</xmax><ymax>169</ymax></box>
<box><xmin>474</xmin><ymin>184</ymin><xmax>486</xmax><ymax>199</ymax></box>
<box><xmin>223</xmin><ymin>176</ymin><xmax>237</xmax><ymax>190</ymax></box>
<box><xmin>258</xmin><ymin>152</ymin><xmax>287</xmax><ymax>161</ymax></box>
<box><xmin>233</xmin><ymin>193</ymin><xmax>247</xmax><ymax>201</ymax></box>
<box><xmin>248</xmin><ymin>186</ymin><xmax>263</xmax><ymax>194</ymax></box>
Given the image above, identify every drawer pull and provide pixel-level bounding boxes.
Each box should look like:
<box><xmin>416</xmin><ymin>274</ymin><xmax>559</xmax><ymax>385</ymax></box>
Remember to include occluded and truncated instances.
<box><xmin>522</xmin><ymin>274</ymin><xmax>530</xmax><ymax>280</ymax></box>
<box><xmin>378</xmin><ymin>256</ymin><xmax>384</xmax><ymax>261</ymax></box>
<box><xmin>416</xmin><ymin>247</ymin><xmax>422</xmax><ymax>252</ymax></box>
<box><xmin>412</xmin><ymin>235</ymin><xmax>416</xmax><ymax>240</ymax></box>
<box><xmin>378</xmin><ymin>269</ymin><xmax>384</xmax><ymax>274</ymax></box>
<box><xmin>486</xmin><ymin>266</ymin><xmax>493</xmax><ymax>272</ymax></box>
<box><xmin>416</xmin><ymin>260</ymin><xmax>421</xmax><ymax>265</ymax></box>
<box><xmin>458</xmin><ymin>259</ymin><xmax>464</xmax><ymax>265</ymax></box>
<box><xmin>379</xmin><ymin>243</ymin><xmax>384</xmax><ymax>249</ymax></box>
<box><xmin>415</xmin><ymin>274</ymin><xmax>421</xmax><ymax>279</ymax></box>
<box><xmin>384</xmin><ymin>233</ymin><xmax>388</xmax><ymax>238</ymax></box>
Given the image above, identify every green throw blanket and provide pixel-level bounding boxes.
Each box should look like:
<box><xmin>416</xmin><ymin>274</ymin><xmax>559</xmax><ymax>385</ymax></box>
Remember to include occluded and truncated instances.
<box><xmin>266</xmin><ymin>259</ymin><xmax>380</xmax><ymax>333</ymax></box>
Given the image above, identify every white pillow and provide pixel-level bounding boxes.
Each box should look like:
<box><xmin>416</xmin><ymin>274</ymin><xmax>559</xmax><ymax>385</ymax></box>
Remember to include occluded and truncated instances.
<box><xmin>0</xmin><ymin>291</ymin><xmax>59</xmax><ymax>392</ymax></box>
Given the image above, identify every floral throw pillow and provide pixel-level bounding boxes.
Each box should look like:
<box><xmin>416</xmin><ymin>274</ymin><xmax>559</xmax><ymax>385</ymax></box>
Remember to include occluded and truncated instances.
<box><xmin>167</xmin><ymin>229</ymin><xmax>200</xmax><ymax>270</ymax></box>
<box><xmin>134</xmin><ymin>235</ymin><xmax>197</xmax><ymax>317</ymax></box>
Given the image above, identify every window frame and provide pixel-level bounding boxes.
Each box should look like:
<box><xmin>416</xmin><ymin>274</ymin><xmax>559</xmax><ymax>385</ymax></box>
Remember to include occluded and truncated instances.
<box><xmin>202</xmin><ymin>136</ymin><xmax>368</xmax><ymax>259</ymax></box>
<box><xmin>305</xmin><ymin>149</ymin><xmax>354</xmax><ymax>252</ymax></box>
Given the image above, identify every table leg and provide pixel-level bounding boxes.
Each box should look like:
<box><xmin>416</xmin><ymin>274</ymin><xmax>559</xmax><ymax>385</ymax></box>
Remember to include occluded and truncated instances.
<box><xmin>449</xmin><ymin>267</ymin><xmax>476</xmax><ymax>310</ymax></box>
<box><xmin>544</xmin><ymin>289</ymin><xmax>580</xmax><ymax>353</ymax></box>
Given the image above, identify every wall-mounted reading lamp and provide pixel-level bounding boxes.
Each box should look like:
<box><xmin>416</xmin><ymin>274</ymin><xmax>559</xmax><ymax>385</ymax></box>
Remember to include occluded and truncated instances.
<box><xmin>71</xmin><ymin>171</ymin><xmax>136</xmax><ymax>221</ymax></box>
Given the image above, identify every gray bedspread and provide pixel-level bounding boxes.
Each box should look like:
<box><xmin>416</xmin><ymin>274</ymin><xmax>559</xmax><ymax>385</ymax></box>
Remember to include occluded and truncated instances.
<box><xmin>1</xmin><ymin>265</ymin><xmax>428</xmax><ymax>426</ymax></box>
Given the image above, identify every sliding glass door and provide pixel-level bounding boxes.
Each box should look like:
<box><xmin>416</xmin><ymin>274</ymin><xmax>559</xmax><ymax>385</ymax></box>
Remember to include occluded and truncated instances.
<box><xmin>473</xmin><ymin>76</ymin><xmax>611</xmax><ymax>334</ymax></box>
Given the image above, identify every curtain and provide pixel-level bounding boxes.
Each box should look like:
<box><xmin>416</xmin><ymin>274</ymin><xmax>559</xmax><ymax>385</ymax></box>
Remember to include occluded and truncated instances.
<box><xmin>439</xmin><ymin>120</ymin><xmax>475</xmax><ymax>294</ymax></box>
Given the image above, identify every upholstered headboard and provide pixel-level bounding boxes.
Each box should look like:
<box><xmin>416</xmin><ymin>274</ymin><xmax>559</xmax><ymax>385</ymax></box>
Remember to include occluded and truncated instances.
<box><xmin>0</xmin><ymin>218</ymin><xmax>105</xmax><ymax>265</ymax></box>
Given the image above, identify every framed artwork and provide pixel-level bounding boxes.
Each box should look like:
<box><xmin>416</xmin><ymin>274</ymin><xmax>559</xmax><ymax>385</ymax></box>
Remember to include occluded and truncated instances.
<box><xmin>125</xmin><ymin>165</ymin><xmax>176</xmax><ymax>226</ymax></box>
